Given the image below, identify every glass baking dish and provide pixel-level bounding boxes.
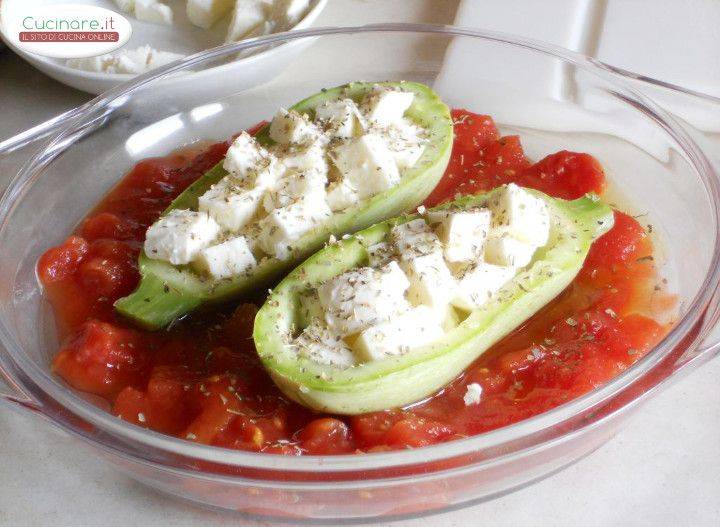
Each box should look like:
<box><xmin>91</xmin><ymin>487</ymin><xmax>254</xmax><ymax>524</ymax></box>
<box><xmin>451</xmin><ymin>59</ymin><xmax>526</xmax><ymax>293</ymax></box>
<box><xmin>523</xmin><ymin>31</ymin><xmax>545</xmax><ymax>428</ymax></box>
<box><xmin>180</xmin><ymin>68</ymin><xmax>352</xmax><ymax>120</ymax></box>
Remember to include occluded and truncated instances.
<box><xmin>1</xmin><ymin>24</ymin><xmax>719</xmax><ymax>522</ymax></box>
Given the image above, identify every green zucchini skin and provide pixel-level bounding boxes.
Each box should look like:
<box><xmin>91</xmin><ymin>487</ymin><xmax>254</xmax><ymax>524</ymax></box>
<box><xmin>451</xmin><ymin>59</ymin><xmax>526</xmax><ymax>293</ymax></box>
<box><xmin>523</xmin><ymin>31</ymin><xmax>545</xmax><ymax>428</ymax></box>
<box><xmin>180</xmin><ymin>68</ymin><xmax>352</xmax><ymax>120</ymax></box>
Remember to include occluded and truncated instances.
<box><xmin>115</xmin><ymin>81</ymin><xmax>453</xmax><ymax>329</ymax></box>
<box><xmin>253</xmin><ymin>188</ymin><xmax>615</xmax><ymax>415</ymax></box>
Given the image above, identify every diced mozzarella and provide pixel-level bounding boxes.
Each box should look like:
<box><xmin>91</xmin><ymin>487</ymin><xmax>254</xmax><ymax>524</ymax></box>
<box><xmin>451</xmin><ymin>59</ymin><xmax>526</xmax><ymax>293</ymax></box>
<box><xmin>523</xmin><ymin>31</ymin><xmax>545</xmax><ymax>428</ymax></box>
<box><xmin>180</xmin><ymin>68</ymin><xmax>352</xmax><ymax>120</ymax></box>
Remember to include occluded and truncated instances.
<box><xmin>384</xmin><ymin>122</ymin><xmax>425</xmax><ymax>169</ymax></box>
<box><xmin>315</xmin><ymin>99</ymin><xmax>365</xmax><ymax>139</ymax></box>
<box><xmin>362</xmin><ymin>86</ymin><xmax>415</xmax><ymax>127</ymax></box>
<box><xmin>187</xmin><ymin>0</ymin><xmax>234</xmax><ymax>29</ymax></box>
<box><xmin>113</xmin><ymin>0</ymin><xmax>135</xmax><ymax>13</ymax></box>
<box><xmin>366</xmin><ymin>242</ymin><xmax>394</xmax><ymax>267</ymax></box>
<box><xmin>452</xmin><ymin>262</ymin><xmax>516</xmax><ymax>311</ymax></box>
<box><xmin>65</xmin><ymin>56</ymin><xmax>106</xmax><ymax>73</ymax></box>
<box><xmin>318</xmin><ymin>261</ymin><xmax>410</xmax><ymax>336</ymax></box>
<box><xmin>193</xmin><ymin>236</ymin><xmax>257</xmax><ymax>279</ymax></box>
<box><xmin>134</xmin><ymin>0</ymin><xmax>173</xmax><ymax>25</ymax></box>
<box><xmin>352</xmin><ymin>306</ymin><xmax>443</xmax><ymax>362</ymax></box>
<box><xmin>325</xmin><ymin>179</ymin><xmax>360</xmax><ymax>211</ymax></box>
<box><xmin>463</xmin><ymin>383</ymin><xmax>483</xmax><ymax>406</ymax></box>
<box><xmin>488</xmin><ymin>184</ymin><xmax>550</xmax><ymax>247</ymax></box>
<box><xmin>270</xmin><ymin>0</ymin><xmax>311</xmax><ymax>26</ymax></box>
<box><xmin>226</xmin><ymin>0</ymin><xmax>268</xmax><ymax>41</ymax></box>
<box><xmin>277</xmin><ymin>139</ymin><xmax>328</xmax><ymax>176</ymax></box>
<box><xmin>400</xmin><ymin>250</ymin><xmax>457</xmax><ymax>314</ymax></box>
<box><xmin>484</xmin><ymin>235</ymin><xmax>536</xmax><ymax>268</ymax></box>
<box><xmin>427</xmin><ymin>208</ymin><xmax>491</xmax><ymax>263</ymax></box>
<box><xmin>263</xmin><ymin>169</ymin><xmax>327</xmax><ymax>212</ymax></box>
<box><xmin>258</xmin><ymin>195</ymin><xmax>332</xmax><ymax>259</ymax></box>
<box><xmin>120</xmin><ymin>46</ymin><xmax>182</xmax><ymax>72</ymax></box>
<box><xmin>223</xmin><ymin>132</ymin><xmax>276</xmax><ymax>182</ymax></box>
<box><xmin>295</xmin><ymin>322</ymin><xmax>356</xmax><ymax>368</ymax></box>
<box><xmin>331</xmin><ymin>134</ymin><xmax>400</xmax><ymax>199</ymax></box>
<box><xmin>198</xmin><ymin>177</ymin><xmax>264</xmax><ymax>232</ymax></box>
<box><xmin>144</xmin><ymin>210</ymin><xmax>220</xmax><ymax>265</ymax></box>
<box><xmin>390</xmin><ymin>219</ymin><xmax>441</xmax><ymax>259</ymax></box>
<box><xmin>269</xmin><ymin>108</ymin><xmax>319</xmax><ymax>145</ymax></box>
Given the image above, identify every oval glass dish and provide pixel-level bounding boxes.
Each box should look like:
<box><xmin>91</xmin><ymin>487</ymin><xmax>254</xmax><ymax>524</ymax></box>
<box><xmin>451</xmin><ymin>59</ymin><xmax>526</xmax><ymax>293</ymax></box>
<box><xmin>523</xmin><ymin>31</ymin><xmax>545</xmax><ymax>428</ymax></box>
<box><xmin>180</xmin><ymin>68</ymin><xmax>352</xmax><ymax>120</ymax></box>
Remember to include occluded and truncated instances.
<box><xmin>1</xmin><ymin>25</ymin><xmax>720</xmax><ymax>521</ymax></box>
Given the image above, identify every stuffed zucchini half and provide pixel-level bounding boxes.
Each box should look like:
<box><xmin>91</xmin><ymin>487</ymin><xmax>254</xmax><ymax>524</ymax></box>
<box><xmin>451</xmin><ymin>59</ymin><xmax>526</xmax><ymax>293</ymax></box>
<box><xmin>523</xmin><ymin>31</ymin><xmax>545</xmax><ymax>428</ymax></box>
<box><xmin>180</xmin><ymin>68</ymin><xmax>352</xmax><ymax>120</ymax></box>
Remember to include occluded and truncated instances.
<box><xmin>253</xmin><ymin>186</ymin><xmax>614</xmax><ymax>414</ymax></box>
<box><xmin>115</xmin><ymin>81</ymin><xmax>453</xmax><ymax>329</ymax></box>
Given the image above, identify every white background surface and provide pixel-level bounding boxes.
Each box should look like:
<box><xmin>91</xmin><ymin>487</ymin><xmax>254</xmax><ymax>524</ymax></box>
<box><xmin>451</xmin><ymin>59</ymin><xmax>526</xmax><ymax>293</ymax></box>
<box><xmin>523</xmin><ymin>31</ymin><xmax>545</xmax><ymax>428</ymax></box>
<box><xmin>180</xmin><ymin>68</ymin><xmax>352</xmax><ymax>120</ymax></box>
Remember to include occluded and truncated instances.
<box><xmin>1</xmin><ymin>1</ymin><xmax>719</xmax><ymax>525</ymax></box>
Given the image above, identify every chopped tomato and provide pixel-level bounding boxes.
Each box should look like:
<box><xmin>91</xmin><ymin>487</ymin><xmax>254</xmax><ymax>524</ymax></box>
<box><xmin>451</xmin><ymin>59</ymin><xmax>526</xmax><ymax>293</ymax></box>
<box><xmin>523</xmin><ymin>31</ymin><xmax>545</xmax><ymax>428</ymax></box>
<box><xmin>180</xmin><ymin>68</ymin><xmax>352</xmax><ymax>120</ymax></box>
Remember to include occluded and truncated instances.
<box><xmin>37</xmin><ymin>235</ymin><xmax>89</xmax><ymax>283</ymax></box>
<box><xmin>515</xmin><ymin>151</ymin><xmax>605</xmax><ymax>199</ymax></box>
<box><xmin>52</xmin><ymin>320</ymin><xmax>149</xmax><ymax>397</ymax></box>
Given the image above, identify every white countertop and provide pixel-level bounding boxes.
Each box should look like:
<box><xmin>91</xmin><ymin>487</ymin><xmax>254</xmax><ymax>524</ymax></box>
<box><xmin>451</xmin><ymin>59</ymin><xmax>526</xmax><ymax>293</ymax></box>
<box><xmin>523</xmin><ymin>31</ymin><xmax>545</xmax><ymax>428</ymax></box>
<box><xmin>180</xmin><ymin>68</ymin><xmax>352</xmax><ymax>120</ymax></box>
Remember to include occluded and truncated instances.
<box><xmin>1</xmin><ymin>1</ymin><xmax>719</xmax><ymax>525</ymax></box>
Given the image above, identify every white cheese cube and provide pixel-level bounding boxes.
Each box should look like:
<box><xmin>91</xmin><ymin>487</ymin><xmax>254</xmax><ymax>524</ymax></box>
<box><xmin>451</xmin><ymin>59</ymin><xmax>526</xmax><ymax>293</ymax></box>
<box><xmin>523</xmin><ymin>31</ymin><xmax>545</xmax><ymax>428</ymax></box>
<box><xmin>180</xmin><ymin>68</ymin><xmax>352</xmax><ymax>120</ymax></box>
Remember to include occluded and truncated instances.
<box><xmin>463</xmin><ymin>383</ymin><xmax>483</xmax><ymax>406</ymax></box>
<box><xmin>226</xmin><ymin>0</ymin><xmax>268</xmax><ymax>42</ymax></box>
<box><xmin>263</xmin><ymin>169</ymin><xmax>327</xmax><ymax>212</ymax></box>
<box><xmin>331</xmin><ymin>134</ymin><xmax>400</xmax><ymax>199</ymax></box>
<box><xmin>318</xmin><ymin>261</ymin><xmax>410</xmax><ymax>336</ymax></box>
<box><xmin>65</xmin><ymin>56</ymin><xmax>106</xmax><ymax>73</ymax></box>
<box><xmin>452</xmin><ymin>262</ymin><xmax>517</xmax><ymax>311</ymax></box>
<box><xmin>366</xmin><ymin>242</ymin><xmax>394</xmax><ymax>267</ymax></box>
<box><xmin>362</xmin><ymin>86</ymin><xmax>415</xmax><ymax>127</ymax></box>
<box><xmin>145</xmin><ymin>48</ymin><xmax>184</xmax><ymax>68</ymax></box>
<box><xmin>223</xmin><ymin>132</ymin><xmax>275</xmax><ymax>182</ymax></box>
<box><xmin>271</xmin><ymin>0</ymin><xmax>311</xmax><ymax>26</ymax></box>
<box><xmin>489</xmin><ymin>183</ymin><xmax>550</xmax><ymax>247</ymax></box>
<box><xmin>193</xmin><ymin>236</ymin><xmax>257</xmax><ymax>279</ymax></box>
<box><xmin>277</xmin><ymin>139</ymin><xmax>328</xmax><ymax>176</ymax></box>
<box><xmin>352</xmin><ymin>306</ymin><xmax>444</xmax><ymax>362</ymax></box>
<box><xmin>484</xmin><ymin>235</ymin><xmax>536</xmax><ymax>268</ymax></box>
<box><xmin>198</xmin><ymin>177</ymin><xmax>264</xmax><ymax>232</ymax></box>
<box><xmin>295</xmin><ymin>322</ymin><xmax>356</xmax><ymax>368</ymax></box>
<box><xmin>384</xmin><ymin>122</ymin><xmax>425</xmax><ymax>169</ymax></box>
<box><xmin>400</xmin><ymin>250</ymin><xmax>457</xmax><ymax>314</ymax></box>
<box><xmin>144</xmin><ymin>210</ymin><xmax>220</xmax><ymax>265</ymax></box>
<box><xmin>325</xmin><ymin>179</ymin><xmax>359</xmax><ymax>211</ymax></box>
<box><xmin>269</xmin><ymin>108</ymin><xmax>319</xmax><ymax>145</ymax></box>
<box><xmin>113</xmin><ymin>0</ymin><xmax>135</xmax><ymax>13</ymax></box>
<box><xmin>121</xmin><ymin>46</ymin><xmax>183</xmax><ymax>72</ymax></box>
<box><xmin>390</xmin><ymin>218</ymin><xmax>441</xmax><ymax>259</ymax></box>
<box><xmin>315</xmin><ymin>99</ymin><xmax>365</xmax><ymax>139</ymax></box>
<box><xmin>258</xmin><ymin>195</ymin><xmax>332</xmax><ymax>259</ymax></box>
<box><xmin>428</xmin><ymin>208</ymin><xmax>491</xmax><ymax>263</ymax></box>
<box><xmin>134</xmin><ymin>0</ymin><xmax>173</xmax><ymax>25</ymax></box>
<box><xmin>187</xmin><ymin>0</ymin><xmax>234</xmax><ymax>29</ymax></box>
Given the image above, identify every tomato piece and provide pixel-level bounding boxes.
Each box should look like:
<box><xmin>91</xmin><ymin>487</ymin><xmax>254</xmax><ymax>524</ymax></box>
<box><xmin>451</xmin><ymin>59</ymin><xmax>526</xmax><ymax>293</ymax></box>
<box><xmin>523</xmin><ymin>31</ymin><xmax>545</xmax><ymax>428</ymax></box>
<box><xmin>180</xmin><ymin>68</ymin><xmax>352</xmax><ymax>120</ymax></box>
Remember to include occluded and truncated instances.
<box><xmin>78</xmin><ymin>256</ymin><xmax>139</xmax><ymax>300</ymax></box>
<box><xmin>350</xmin><ymin>410</ymin><xmax>405</xmax><ymax>449</ymax></box>
<box><xmin>298</xmin><ymin>418</ymin><xmax>354</xmax><ymax>455</ymax></box>
<box><xmin>183</xmin><ymin>375</ymin><xmax>243</xmax><ymax>445</ymax></box>
<box><xmin>52</xmin><ymin>320</ymin><xmax>149</xmax><ymax>397</ymax></box>
<box><xmin>584</xmin><ymin>211</ymin><xmax>650</xmax><ymax>270</ymax></box>
<box><xmin>425</xmin><ymin>131</ymin><xmax>529</xmax><ymax>206</ymax></box>
<box><xmin>516</xmin><ymin>151</ymin><xmax>605</xmax><ymax>199</ymax></box>
<box><xmin>382</xmin><ymin>416</ymin><xmax>455</xmax><ymax>449</ymax></box>
<box><xmin>450</xmin><ymin>110</ymin><xmax>499</xmax><ymax>153</ymax></box>
<box><xmin>37</xmin><ymin>235</ymin><xmax>89</xmax><ymax>283</ymax></box>
<box><xmin>113</xmin><ymin>386</ymin><xmax>148</xmax><ymax>426</ymax></box>
<box><xmin>80</xmin><ymin>212</ymin><xmax>137</xmax><ymax>241</ymax></box>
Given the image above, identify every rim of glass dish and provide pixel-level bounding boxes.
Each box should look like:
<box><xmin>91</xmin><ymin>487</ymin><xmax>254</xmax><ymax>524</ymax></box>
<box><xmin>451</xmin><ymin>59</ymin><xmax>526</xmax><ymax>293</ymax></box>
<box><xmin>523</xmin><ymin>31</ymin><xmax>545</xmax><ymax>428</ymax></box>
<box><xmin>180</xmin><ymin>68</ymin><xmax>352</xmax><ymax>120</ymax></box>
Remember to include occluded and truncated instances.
<box><xmin>2</xmin><ymin>23</ymin><xmax>720</xmax><ymax>474</ymax></box>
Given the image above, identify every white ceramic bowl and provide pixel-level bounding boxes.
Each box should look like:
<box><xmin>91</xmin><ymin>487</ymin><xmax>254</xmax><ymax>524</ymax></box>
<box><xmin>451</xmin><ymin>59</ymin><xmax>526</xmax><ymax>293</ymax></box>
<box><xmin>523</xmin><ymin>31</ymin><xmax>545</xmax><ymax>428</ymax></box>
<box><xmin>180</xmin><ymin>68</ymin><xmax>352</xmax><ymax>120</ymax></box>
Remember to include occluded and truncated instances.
<box><xmin>0</xmin><ymin>0</ymin><xmax>327</xmax><ymax>94</ymax></box>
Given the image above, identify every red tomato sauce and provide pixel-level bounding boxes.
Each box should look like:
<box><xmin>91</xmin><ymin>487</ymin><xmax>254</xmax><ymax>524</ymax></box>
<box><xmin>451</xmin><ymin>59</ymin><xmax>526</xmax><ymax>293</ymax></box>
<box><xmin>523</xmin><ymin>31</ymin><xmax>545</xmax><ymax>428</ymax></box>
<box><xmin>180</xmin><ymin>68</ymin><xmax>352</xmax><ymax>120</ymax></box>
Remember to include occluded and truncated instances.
<box><xmin>38</xmin><ymin>109</ymin><xmax>672</xmax><ymax>455</ymax></box>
